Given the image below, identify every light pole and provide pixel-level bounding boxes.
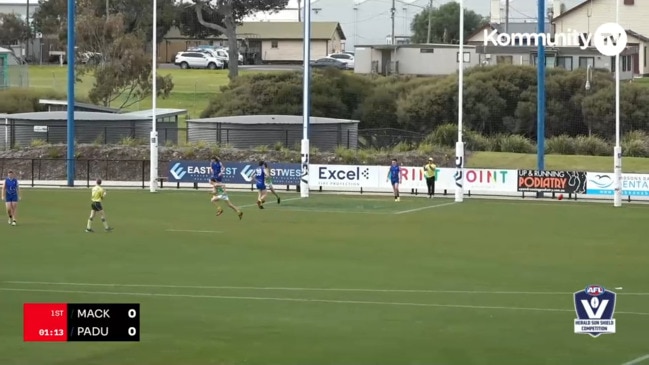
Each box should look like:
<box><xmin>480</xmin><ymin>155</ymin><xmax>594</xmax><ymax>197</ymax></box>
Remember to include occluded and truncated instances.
<box><xmin>454</xmin><ymin>0</ymin><xmax>464</xmax><ymax>203</ymax></box>
<box><xmin>585</xmin><ymin>64</ymin><xmax>593</xmax><ymax>91</ymax></box>
<box><xmin>427</xmin><ymin>0</ymin><xmax>432</xmax><ymax>43</ymax></box>
<box><xmin>150</xmin><ymin>0</ymin><xmax>158</xmax><ymax>192</ymax></box>
<box><xmin>585</xmin><ymin>64</ymin><xmax>593</xmax><ymax>137</ymax></box>
<box><xmin>613</xmin><ymin>0</ymin><xmax>622</xmax><ymax>207</ymax></box>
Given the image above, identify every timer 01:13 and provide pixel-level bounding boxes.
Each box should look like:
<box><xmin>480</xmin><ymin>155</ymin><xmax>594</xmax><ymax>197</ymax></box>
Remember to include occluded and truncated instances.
<box><xmin>39</xmin><ymin>329</ymin><xmax>65</xmax><ymax>337</ymax></box>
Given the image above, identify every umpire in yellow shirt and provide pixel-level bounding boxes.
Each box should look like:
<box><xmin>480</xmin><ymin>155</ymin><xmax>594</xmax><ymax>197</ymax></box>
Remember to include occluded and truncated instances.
<box><xmin>423</xmin><ymin>158</ymin><xmax>437</xmax><ymax>198</ymax></box>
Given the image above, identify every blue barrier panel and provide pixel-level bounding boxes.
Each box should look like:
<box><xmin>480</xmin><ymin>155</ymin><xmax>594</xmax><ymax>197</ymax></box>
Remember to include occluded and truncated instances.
<box><xmin>168</xmin><ymin>161</ymin><xmax>301</xmax><ymax>185</ymax></box>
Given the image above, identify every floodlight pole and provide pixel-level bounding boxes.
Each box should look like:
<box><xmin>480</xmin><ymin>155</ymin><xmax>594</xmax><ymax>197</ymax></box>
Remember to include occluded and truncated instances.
<box><xmin>613</xmin><ymin>0</ymin><xmax>622</xmax><ymax>207</ymax></box>
<box><xmin>537</xmin><ymin>0</ymin><xmax>546</xmax><ymax>178</ymax></box>
<box><xmin>150</xmin><ymin>0</ymin><xmax>159</xmax><ymax>193</ymax></box>
<box><xmin>454</xmin><ymin>0</ymin><xmax>464</xmax><ymax>203</ymax></box>
<box><xmin>66</xmin><ymin>0</ymin><xmax>75</xmax><ymax>187</ymax></box>
<box><xmin>300</xmin><ymin>0</ymin><xmax>311</xmax><ymax>198</ymax></box>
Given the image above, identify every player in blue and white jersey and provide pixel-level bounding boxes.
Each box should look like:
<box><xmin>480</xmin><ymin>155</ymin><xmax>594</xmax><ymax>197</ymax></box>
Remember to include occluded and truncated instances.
<box><xmin>386</xmin><ymin>159</ymin><xmax>401</xmax><ymax>202</ymax></box>
<box><xmin>210</xmin><ymin>156</ymin><xmax>225</xmax><ymax>182</ymax></box>
<box><xmin>254</xmin><ymin>161</ymin><xmax>268</xmax><ymax>209</ymax></box>
<box><xmin>2</xmin><ymin>170</ymin><xmax>19</xmax><ymax>225</ymax></box>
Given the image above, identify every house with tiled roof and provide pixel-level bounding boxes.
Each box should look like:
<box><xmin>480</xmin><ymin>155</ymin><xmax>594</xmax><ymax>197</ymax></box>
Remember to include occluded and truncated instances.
<box><xmin>465</xmin><ymin>0</ymin><xmax>647</xmax><ymax>78</ymax></box>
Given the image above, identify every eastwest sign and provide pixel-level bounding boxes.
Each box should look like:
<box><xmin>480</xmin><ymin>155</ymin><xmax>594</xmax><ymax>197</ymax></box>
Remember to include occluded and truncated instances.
<box><xmin>484</xmin><ymin>23</ymin><xmax>628</xmax><ymax>57</ymax></box>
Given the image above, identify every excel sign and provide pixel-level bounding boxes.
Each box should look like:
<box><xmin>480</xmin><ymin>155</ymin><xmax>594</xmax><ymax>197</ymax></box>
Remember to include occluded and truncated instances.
<box><xmin>168</xmin><ymin>160</ymin><xmax>301</xmax><ymax>185</ymax></box>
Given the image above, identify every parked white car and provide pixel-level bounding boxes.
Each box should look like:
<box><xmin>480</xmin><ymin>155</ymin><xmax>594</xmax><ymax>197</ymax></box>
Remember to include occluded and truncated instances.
<box><xmin>328</xmin><ymin>53</ymin><xmax>354</xmax><ymax>69</ymax></box>
<box><xmin>188</xmin><ymin>48</ymin><xmax>243</xmax><ymax>67</ymax></box>
<box><xmin>174</xmin><ymin>51</ymin><xmax>224</xmax><ymax>69</ymax></box>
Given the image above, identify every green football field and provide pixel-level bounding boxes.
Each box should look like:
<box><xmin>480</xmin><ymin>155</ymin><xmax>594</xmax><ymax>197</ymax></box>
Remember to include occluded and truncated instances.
<box><xmin>1</xmin><ymin>189</ymin><xmax>648</xmax><ymax>365</ymax></box>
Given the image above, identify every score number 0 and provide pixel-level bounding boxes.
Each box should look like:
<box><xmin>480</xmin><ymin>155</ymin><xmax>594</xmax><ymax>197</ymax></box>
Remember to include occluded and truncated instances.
<box><xmin>128</xmin><ymin>308</ymin><xmax>137</xmax><ymax>337</ymax></box>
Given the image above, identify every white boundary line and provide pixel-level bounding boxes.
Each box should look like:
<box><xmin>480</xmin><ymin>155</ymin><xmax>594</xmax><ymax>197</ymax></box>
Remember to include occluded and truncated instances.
<box><xmin>394</xmin><ymin>202</ymin><xmax>457</xmax><ymax>214</ymax></box>
<box><xmin>2</xmin><ymin>287</ymin><xmax>648</xmax><ymax>316</ymax></box>
<box><xmin>275</xmin><ymin>208</ymin><xmax>391</xmax><ymax>215</ymax></box>
<box><xmin>165</xmin><ymin>229</ymin><xmax>222</xmax><ymax>233</ymax></box>
<box><xmin>621</xmin><ymin>355</ymin><xmax>649</xmax><ymax>365</ymax></box>
<box><xmin>239</xmin><ymin>197</ymin><xmax>302</xmax><ymax>208</ymax></box>
<box><xmin>5</xmin><ymin>281</ymin><xmax>649</xmax><ymax>295</ymax></box>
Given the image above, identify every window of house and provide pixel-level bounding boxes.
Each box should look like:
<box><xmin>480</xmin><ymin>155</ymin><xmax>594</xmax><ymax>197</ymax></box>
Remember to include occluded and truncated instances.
<box><xmin>578</xmin><ymin>57</ymin><xmax>594</xmax><ymax>69</ymax></box>
<box><xmin>556</xmin><ymin>56</ymin><xmax>573</xmax><ymax>70</ymax></box>
<box><xmin>271</xmin><ymin>40</ymin><xmax>278</xmax><ymax>48</ymax></box>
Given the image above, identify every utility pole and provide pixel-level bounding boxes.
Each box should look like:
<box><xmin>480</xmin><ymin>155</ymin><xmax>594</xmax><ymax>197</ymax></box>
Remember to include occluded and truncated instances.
<box><xmin>426</xmin><ymin>0</ymin><xmax>432</xmax><ymax>43</ymax></box>
<box><xmin>106</xmin><ymin>0</ymin><xmax>109</xmax><ymax>18</ymax></box>
<box><xmin>390</xmin><ymin>0</ymin><xmax>396</xmax><ymax>44</ymax></box>
<box><xmin>25</xmin><ymin>0</ymin><xmax>30</xmax><ymax>62</ymax></box>
<box><xmin>297</xmin><ymin>0</ymin><xmax>302</xmax><ymax>22</ymax></box>
<box><xmin>505</xmin><ymin>0</ymin><xmax>509</xmax><ymax>33</ymax></box>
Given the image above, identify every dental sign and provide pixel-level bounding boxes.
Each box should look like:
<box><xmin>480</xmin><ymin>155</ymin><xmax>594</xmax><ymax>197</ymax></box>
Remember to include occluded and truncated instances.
<box><xmin>484</xmin><ymin>23</ymin><xmax>627</xmax><ymax>57</ymax></box>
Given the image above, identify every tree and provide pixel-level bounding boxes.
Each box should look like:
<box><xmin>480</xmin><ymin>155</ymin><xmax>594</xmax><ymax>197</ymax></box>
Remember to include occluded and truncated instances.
<box><xmin>32</xmin><ymin>0</ymin><xmax>67</xmax><ymax>42</ymax></box>
<box><xmin>201</xmin><ymin>68</ymin><xmax>372</xmax><ymax>119</ymax></box>
<box><xmin>32</xmin><ymin>0</ymin><xmax>176</xmax><ymax>43</ymax></box>
<box><xmin>0</xmin><ymin>13</ymin><xmax>31</xmax><ymax>46</ymax></box>
<box><xmin>75</xmin><ymin>10</ymin><xmax>174</xmax><ymax>109</ymax></box>
<box><xmin>410</xmin><ymin>2</ymin><xmax>485</xmax><ymax>44</ymax></box>
<box><xmin>190</xmin><ymin>0</ymin><xmax>289</xmax><ymax>79</ymax></box>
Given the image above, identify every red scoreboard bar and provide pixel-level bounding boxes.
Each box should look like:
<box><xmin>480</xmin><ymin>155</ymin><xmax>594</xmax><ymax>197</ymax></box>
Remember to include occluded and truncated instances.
<box><xmin>23</xmin><ymin>303</ymin><xmax>140</xmax><ymax>342</ymax></box>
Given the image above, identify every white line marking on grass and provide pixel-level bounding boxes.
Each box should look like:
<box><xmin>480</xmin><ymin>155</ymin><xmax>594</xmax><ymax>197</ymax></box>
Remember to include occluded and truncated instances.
<box><xmin>621</xmin><ymin>354</ymin><xmax>649</xmax><ymax>365</ymax></box>
<box><xmin>3</xmin><ymin>287</ymin><xmax>649</xmax><ymax>316</ymax></box>
<box><xmin>165</xmin><ymin>229</ymin><xmax>222</xmax><ymax>233</ymax></box>
<box><xmin>239</xmin><ymin>197</ymin><xmax>302</xmax><ymax>209</ymax></box>
<box><xmin>6</xmin><ymin>281</ymin><xmax>649</xmax><ymax>296</ymax></box>
<box><xmin>279</xmin><ymin>208</ymin><xmax>391</xmax><ymax>215</ymax></box>
<box><xmin>394</xmin><ymin>202</ymin><xmax>457</xmax><ymax>215</ymax></box>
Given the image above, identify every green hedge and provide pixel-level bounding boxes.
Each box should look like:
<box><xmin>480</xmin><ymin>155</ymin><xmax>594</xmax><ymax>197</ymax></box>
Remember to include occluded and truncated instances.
<box><xmin>0</xmin><ymin>88</ymin><xmax>66</xmax><ymax>113</ymax></box>
<box><xmin>428</xmin><ymin>123</ymin><xmax>649</xmax><ymax>157</ymax></box>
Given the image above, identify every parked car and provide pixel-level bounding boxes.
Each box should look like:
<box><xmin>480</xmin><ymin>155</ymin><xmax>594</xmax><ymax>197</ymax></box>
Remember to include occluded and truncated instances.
<box><xmin>310</xmin><ymin>58</ymin><xmax>347</xmax><ymax>69</ymax></box>
<box><xmin>187</xmin><ymin>48</ymin><xmax>228</xmax><ymax>69</ymax></box>
<box><xmin>188</xmin><ymin>47</ymin><xmax>243</xmax><ymax>67</ymax></box>
<box><xmin>174</xmin><ymin>51</ymin><xmax>223</xmax><ymax>70</ymax></box>
<box><xmin>328</xmin><ymin>53</ymin><xmax>354</xmax><ymax>69</ymax></box>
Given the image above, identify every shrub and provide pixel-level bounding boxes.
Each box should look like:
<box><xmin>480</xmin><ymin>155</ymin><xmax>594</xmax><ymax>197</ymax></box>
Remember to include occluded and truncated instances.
<box><xmin>621</xmin><ymin>130</ymin><xmax>649</xmax><ymax>157</ymax></box>
<box><xmin>623</xmin><ymin>130</ymin><xmax>649</xmax><ymax>144</ymax></box>
<box><xmin>622</xmin><ymin>139</ymin><xmax>649</xmax><ymax>157</ymax></box>
<box><xmin>0</xmin><ymin>88</ymin><xmax>67</xmax><ymax>113</ymax></box>
<box><xmin>30</xmin><ymin>139</ymin><xmax>48</xmax><ymax>147</ymax></box>
<box><xmin>334</xmin><ymin>146</ymin><xmax>356</xmax><ymax>163</ymax></box>
<box><xmin>253</xmin><ymin>145</ymin><xmax>269</xmax><ymax>153</ymax></box>
<box><xmin>118</xmin><ymin>136</ymin><xmax>141</xmax><ymax>147</ymax></box>
<box><xmin>496</xmin><ymin>135</ymin><xmax>536</xmax><ymax>153</ymax></box>
<box><xmin>573</xmin><ymin>135</ymin><xmax>610</xmax><ymax>156</ymax></box>
<box><xmin>425</xmin><ymin>123</ymin><xmax>457</xmax><ymax>147</ymax></box>
<box><xmin>545</xmin><ymin>135</ymin><xmax>576</xmax><ymax>155</ymax></box>
<box><xmin>465</xmin><ymin>132</ymin><xmax>493</xmax><ymax>152</ymax></box>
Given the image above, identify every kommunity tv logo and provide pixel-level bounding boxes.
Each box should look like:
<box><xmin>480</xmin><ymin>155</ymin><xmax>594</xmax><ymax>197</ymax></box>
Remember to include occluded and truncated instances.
<box><xmin>484</xmin><ymin>23</ymin><xmax>628</xmax><ymax>57</ymax></box>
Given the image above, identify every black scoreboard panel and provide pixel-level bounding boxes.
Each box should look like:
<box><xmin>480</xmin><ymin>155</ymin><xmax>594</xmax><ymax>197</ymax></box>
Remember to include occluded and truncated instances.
<box><xmin>67</xmin><ymin>303</ymin><xmax>140</xmax><ymax>342</ymax></box>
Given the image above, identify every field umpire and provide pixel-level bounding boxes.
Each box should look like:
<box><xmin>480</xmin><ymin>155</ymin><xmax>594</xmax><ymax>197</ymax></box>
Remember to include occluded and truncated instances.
<box><xmin>423</xmin><ymin>157</ymin><xmax>437</xmax><ymax>198</ymax></box>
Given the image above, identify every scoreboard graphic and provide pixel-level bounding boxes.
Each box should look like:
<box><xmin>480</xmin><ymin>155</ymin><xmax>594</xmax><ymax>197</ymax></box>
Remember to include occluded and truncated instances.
<box><xmin>23</xmin><ymin>303</ymin><xmax>140</xmax><ymax>342</ymax></box>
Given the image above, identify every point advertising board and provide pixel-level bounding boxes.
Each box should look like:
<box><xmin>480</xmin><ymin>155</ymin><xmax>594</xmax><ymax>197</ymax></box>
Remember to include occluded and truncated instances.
<box><xmin>168</xmin><ymin>160</ymin><xmax>301</xmax><ymax>184</ymax></box>
<box><xmin>586</xmin><ymin>172</ymin><xmax>649</xmax><ymax>196</ymax></box>
<box><xmin>375</xmin><ymin>166</ymin><xmax>517</xmax><ymax>192</ymax></box>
